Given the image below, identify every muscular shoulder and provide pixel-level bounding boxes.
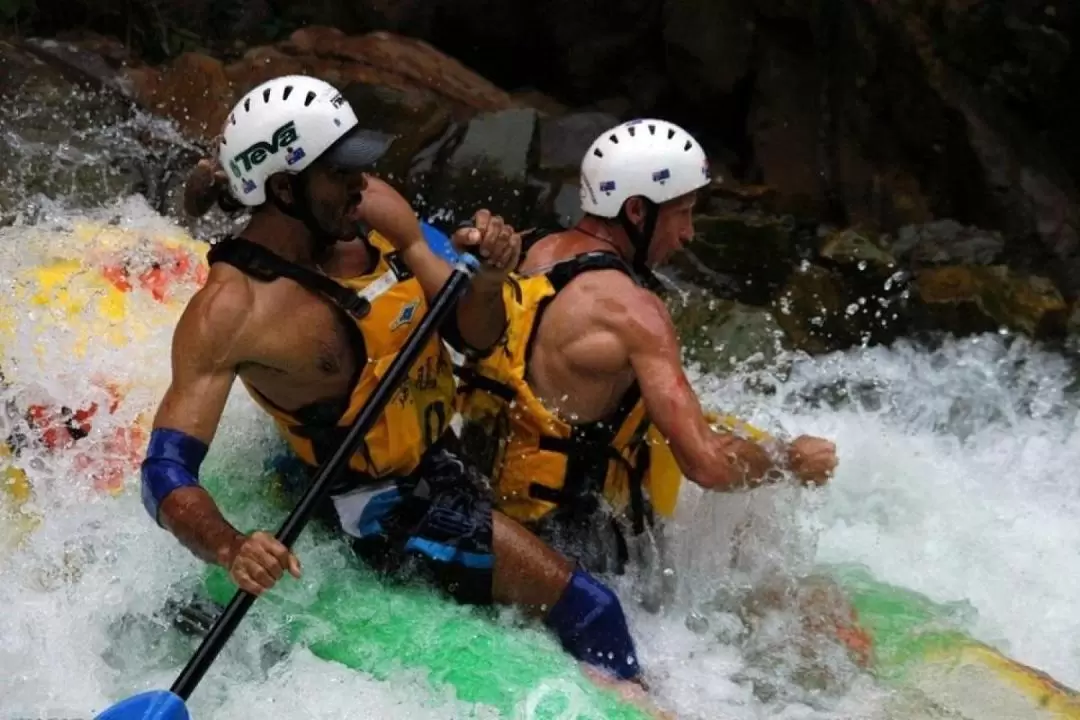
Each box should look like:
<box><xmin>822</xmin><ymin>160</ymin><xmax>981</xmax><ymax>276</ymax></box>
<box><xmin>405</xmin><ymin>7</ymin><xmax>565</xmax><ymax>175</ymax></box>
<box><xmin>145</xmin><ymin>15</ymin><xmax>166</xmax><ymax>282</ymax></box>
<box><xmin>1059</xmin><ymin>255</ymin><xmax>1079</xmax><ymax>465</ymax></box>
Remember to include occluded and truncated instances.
<box><xmin>568</xmin><ymin>271</ymin><xmax>674</xmax><ymax>352</ymax></box>
<box><xmin>174</xmin><ymin>264</ymin><xmax>260</xmax><ymax>370</ymax></box>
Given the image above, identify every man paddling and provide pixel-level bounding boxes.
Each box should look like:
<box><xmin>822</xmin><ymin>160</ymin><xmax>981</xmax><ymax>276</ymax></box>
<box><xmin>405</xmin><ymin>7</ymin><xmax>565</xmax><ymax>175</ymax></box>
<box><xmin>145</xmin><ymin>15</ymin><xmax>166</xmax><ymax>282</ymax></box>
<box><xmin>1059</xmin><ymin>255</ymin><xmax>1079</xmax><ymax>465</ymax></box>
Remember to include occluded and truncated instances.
<box><xmin>456</xmin><ymin>118</ymin><xmax>839</xmax><ymax>572</ymax></box>
<box><xmin>143</xmin><ymin>75</ymin><xmax>644</xmax><ymax>685</ymax></box>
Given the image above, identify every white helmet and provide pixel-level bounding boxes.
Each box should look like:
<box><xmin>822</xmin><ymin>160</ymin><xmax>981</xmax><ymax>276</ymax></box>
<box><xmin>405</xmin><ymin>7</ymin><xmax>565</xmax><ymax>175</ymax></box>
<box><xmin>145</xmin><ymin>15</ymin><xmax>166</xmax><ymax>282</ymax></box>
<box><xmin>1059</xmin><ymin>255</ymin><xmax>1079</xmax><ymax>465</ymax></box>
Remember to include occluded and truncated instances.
<box><xmin>579</xmin><ymin>118</ymin><xmax>710</xmax><ymax>218</ymax></box>
<box><xmin>219</xmin><ymin>75</ymin><xmax>394</xmax><ymax>207</ymax></box>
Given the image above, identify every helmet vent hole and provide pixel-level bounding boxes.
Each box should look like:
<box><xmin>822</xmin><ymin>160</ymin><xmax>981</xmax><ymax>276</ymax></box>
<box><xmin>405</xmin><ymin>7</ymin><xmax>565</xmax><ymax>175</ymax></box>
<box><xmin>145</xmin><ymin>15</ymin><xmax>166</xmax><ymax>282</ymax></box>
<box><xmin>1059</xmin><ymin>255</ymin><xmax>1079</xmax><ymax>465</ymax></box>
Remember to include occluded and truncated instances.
<box><xmin>684</xmin><ymin>140</ymin><xmax>692</xmax><ymax>151</ymax></box>
<box><xmin>669</xmin><ymin>128</ymin><xmax>677</xmax><ymax>140</ymax></box>
<box><xmin>593</xmin><ymin>148</ymin><xmax>604</xmax><ymax>158</ymax></box>
<box><xmin>609</xmin><ymin>133</ymin><xmax>620</xmax><ymax>143</ymax></box>
<box><xmin>648</xmin><ymin>124</ymin><xmax>656</xmax><ymax>134</ymax></box>
<box><xmin>262</xmin><ymin>88</ymin><xmax>271</xmax><ymax>103</ymax></box>
<box><xmin>243</xmin><ymin>98</ymin><xmax>251</xmax><ymax>112</ymax></box>
<box><xmin>626</xmin><ymin>126</ymin><xmax>635</xmax><ymax>137</ymax></box>
<box><xmin>304</xmin><ymin>91</ymin><xmax>317</xmax><ymax>106</ymax></box>
<box><xmin>282</xmin><ymin>85</ymin><xmax>294</xmax><ymax>101</ymax></box>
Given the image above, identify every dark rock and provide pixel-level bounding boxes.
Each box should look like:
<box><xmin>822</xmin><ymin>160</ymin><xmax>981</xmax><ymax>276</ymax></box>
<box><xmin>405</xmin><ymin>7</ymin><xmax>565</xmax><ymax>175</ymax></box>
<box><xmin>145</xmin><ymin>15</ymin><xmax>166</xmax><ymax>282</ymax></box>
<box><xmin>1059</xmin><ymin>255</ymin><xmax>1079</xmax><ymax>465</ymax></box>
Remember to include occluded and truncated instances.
<box><xmin>890</xmin><ymin>220</ymin><xmax>1005</xmax><ymax>267</ymax></box>
<box><xmin>681</xmin><ymin>212</ymin><xmax>802</xmax><ymax>303</ymax></box>
<box><xmin>819</xmin><ymin>227</ymin><xmax>897</xmax><ymax>272</ymax></box>
<box><xmin>912</xmin><ymin>265</ymin><xmax>1068</xmax><ymax>339</ymax></box>
<box><xmin>122</xmin><ymin>27</ymin><xmax>535</xmax><ymax>145</ymax></box>
<box><xmin>126</xmin><ymin>51</ymin><xmax>234</xmax><ymax>140</ymax></box>
<box><xmin>854</xmin><ymin>1</ymin><xmax>1080</xmax><ymax>298</ymax></box>
<box><xmin>668</xmin><ymin>287</ymin><xmax>789</xmax><ymax>371</ymax></box>
<box><xmin>511</xmin><ymin>89</ymin><xmax>569</xmax><ymax>117</ymax></box>
<box><xmin>426</xmin><ymin>108</ymin><xmax>538</xmax><ymax>227</ymax></box>
<box><xmin>663</xmin><ymin>0</ymin><xmax>755</xmax><ymax>100</ymax></box>
<box><xmin>339</xmin><ymin>81</ymin><xmax>452</xmax><ymax>187</ymax></box>
<box><xmin>537</xmin><ymin>112</ymin><xmax>619</xmax><ymax>175</ymax></box>
<box><xmin>746</xmin><ymin>23</ymin><xmax>826</xmax><ymax>219</ymax></box>
<box><xmin>771</xmin><ymin>263</ymin><xmax>853</xmax><ymax>354</ymax></box>
<box><xmin>550</xmin><ymin>182</ymin><xmax>583</xmax><ymax>228</ymax></box>
<box><xmin>307</xmin><ymin>29</ymin><xmax>518</xmax><ymax>114</ymax></box>
<box><xmin>18</xmin><ymin>36</ymin><xmax>135</xmax><ymax>98</ymax></box>
<box><xmin>817</xmin><ymin>226</ymin><xmax>911</xmax><ymax>346</ymax></box>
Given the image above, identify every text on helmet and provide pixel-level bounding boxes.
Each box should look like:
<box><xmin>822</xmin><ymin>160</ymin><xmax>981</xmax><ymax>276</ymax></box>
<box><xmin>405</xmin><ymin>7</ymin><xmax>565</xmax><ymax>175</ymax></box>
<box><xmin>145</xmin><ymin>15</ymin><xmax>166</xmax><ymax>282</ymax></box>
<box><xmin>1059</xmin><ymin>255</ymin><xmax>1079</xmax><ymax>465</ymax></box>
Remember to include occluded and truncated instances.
<box><xmin>231</xmin><ymin>121</ymin><xmax>302</xmax><ymax>175</ymax></box>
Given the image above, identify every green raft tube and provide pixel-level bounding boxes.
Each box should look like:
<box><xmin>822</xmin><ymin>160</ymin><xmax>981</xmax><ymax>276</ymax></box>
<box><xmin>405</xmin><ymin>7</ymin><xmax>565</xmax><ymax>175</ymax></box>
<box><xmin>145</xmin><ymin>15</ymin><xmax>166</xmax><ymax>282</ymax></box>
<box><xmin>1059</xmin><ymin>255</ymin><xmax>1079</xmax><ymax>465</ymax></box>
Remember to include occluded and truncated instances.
<box><xmin>194</xmin><ymin>447</ymin><xmax>1080</xmax><ymax>720</ymax></box>
<box><xmin>195</xmin><ymin>451</ymin><xmax>655</xmax><ymax>720</ymax></box>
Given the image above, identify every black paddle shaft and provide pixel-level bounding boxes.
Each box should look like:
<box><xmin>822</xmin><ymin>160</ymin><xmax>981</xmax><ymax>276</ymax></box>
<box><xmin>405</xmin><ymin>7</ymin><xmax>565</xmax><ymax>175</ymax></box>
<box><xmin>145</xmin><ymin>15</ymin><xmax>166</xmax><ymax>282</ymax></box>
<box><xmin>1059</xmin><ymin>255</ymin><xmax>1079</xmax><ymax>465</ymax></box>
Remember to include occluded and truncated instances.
<box><xmin>170</xmin><ymin>259</ymin><xmax>477</xmax><ymax>700</ymax></box>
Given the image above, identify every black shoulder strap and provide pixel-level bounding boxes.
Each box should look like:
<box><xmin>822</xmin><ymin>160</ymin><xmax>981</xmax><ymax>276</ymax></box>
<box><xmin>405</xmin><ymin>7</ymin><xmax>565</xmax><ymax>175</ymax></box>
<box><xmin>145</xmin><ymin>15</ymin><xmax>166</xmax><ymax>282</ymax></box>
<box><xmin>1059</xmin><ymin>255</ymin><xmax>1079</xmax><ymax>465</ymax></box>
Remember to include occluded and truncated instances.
<box><xmin>545</xmin><ymin>251</ymin><xmax>640</xmax><ymax>292</ymax></box>
<box><xmin>522</xmin><ymin>251</ymin><xmax>640</xmax><ymax>367</ymax></box>
<box><xmin>207</xmin><ymin>237</ymin><xmax>372</xmax><ymax>319</ymax></box>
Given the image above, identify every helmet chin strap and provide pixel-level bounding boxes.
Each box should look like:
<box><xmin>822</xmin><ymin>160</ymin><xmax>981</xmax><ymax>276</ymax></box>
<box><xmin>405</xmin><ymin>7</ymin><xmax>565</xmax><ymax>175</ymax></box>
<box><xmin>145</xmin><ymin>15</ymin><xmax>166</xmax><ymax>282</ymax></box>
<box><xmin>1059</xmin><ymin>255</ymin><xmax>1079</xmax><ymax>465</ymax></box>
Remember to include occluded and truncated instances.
<box><xmin>268</xmin><ymin>173</ymin><xmax>340</xmax><ymax>256</ymax></box>
<box><xmin>616</xmin><ymin>199</ymin><xmax>660</xmax><ymax>285</ymax></box>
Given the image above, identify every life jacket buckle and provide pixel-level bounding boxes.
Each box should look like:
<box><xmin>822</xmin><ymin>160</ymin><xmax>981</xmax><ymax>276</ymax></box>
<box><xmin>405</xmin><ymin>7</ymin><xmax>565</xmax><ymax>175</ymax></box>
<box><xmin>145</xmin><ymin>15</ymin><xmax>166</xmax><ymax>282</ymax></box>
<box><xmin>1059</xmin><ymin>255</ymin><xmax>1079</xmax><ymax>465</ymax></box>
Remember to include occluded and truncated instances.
<box><xmin>341</xmin><ymin>294</ymin><xmax>371</xmax><ymax>319</ymax></box>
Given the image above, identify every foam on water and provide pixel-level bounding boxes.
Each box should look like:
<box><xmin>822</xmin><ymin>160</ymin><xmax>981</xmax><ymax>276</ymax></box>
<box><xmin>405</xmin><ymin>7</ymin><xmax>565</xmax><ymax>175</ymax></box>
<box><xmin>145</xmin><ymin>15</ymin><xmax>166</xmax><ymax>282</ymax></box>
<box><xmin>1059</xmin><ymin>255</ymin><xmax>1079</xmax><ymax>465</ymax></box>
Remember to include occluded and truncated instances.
<box><xmin>1</xmin><ymin>197</ymin><xmax>1078</xmax><ymax>720</ymax></box>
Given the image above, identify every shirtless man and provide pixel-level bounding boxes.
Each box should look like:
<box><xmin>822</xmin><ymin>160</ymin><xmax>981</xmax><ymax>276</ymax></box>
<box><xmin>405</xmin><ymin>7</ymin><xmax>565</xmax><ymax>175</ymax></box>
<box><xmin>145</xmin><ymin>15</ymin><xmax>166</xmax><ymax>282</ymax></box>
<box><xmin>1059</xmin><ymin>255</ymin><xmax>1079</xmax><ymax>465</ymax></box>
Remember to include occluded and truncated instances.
<box><xmin>142</xmin><ymin>75</ymin><xmax>643</xmax><ymax>684</ymax></box>
<box><xmin>456</xmin><ymin>118</ymin><xmax>839</xmax><ymax>571</ymax></box>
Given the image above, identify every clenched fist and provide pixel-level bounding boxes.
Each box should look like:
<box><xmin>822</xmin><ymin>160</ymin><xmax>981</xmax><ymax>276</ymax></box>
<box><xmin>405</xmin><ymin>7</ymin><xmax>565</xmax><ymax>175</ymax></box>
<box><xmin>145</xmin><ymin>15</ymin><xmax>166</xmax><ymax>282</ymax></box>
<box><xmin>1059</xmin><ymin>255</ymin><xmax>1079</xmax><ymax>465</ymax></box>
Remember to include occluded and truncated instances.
<box><xmin>453</xmin><ymin>209</ymin><xmax>522</xmax><ymax>281</ymax></box>
<box><xmin>222</xmin><ymin>530</ymin><xmax>302</xmax><ymax>596</ymax></box>
<box><xmin>787</xmin><ymin>435</ymin><xmax>838</xmax><ymax>487</ymax></box>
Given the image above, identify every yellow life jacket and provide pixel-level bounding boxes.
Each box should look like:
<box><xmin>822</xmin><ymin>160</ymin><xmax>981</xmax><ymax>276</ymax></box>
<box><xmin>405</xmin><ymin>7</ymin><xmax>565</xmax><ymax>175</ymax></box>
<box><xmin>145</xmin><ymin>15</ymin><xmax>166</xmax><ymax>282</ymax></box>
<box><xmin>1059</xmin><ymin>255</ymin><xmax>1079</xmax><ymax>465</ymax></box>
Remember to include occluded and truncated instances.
<box><xmin>456</xmin><ymin>251</ymin><xmax>684</xmax><ymax>530</ymax></box>
<box><xmin>207</xmin><ymin>231</ymin><xmax>457</xmax><ymax>486</ymax></box>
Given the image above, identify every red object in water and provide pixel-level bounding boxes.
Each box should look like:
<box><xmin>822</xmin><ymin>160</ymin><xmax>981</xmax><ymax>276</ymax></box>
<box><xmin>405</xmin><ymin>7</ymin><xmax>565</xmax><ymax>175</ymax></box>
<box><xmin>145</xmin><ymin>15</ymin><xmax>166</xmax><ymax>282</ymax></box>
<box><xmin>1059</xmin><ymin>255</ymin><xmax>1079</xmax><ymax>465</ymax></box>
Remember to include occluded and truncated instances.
<box><xmin>26</xmin><ymin>402</ymin><xmax>96</xmax><ymax>450</ymax></box>
<box><xmin>100</xmin><ymin>244</ymin><xmax>208</xmax><ymax>302</ymax></box>
<box><xmin>24</xmin><ymin>383</ymin><xmax>144</xmax><ymax>493</ymax></box>
<box><xmin>832</xmin><ymin>607</ymin><xmax>874</xmax><ymax>668</ymax></box>
<box><xmin>100</xmin><ymin>264</ymin><xmax>132</xmax><ymax>292</ymax></box>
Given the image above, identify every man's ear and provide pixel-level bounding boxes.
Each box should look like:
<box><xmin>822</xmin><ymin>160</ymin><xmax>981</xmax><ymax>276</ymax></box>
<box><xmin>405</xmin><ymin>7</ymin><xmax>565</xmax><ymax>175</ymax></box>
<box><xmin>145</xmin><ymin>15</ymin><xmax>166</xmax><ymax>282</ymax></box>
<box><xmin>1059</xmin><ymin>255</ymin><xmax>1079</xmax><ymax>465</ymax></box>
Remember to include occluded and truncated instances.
<box><xmin>622</xmin><ymin>196</ymin><xmax>646</xmax><ymax>228</ymax></box>
<box><xmin>266</xmin><ymin>173</ymin><xmax>293</xmax><ymax>204</ymax></box>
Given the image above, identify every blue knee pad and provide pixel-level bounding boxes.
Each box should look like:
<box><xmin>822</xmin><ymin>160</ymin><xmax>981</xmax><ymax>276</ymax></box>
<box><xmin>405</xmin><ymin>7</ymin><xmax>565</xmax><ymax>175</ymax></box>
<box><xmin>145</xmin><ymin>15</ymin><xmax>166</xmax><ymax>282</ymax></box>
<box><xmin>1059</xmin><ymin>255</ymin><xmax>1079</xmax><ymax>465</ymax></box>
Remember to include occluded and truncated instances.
<box><xmin>544</xmin><ymin>569</ymin><xmax>640</xmax><ymax>680</ymax></box>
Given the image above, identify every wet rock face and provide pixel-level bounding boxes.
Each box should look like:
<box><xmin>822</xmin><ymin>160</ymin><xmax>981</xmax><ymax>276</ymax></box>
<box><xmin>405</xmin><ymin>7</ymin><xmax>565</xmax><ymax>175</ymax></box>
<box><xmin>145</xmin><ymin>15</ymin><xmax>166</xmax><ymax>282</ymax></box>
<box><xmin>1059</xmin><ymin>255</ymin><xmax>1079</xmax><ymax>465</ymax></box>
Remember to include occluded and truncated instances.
<box><xmin>11</xmin><ymin>1</ymin><xmax>1080</xmax><ymax>283</ymax></box>
<box><xmin>0</xmin><ymin>39</ymin><xmax>201</xmax><ymax>222</ymax></box>
<box><xmin>5</xmin><ymin>3</ymin><xmax>1080</xmax><ymax>369</ymax></box>
<box><xmin>425</xmin><ymin>108</ymin><xmax>538</xmax><ymax>229</ymax></box>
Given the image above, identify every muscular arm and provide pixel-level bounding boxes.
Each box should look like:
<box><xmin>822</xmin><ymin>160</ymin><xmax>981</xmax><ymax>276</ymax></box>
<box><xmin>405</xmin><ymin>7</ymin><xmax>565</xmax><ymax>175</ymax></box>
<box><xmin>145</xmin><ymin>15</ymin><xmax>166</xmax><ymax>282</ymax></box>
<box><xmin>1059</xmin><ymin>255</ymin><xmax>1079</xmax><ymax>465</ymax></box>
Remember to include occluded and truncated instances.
<box><xmin>357</xmin><ymin>177</ymin><xmax>507</xmax><ymax>353</ymax></box>
<box><xmin>610</xmin><ymin>286</ymin><xmax>784</xmax><ymax>491</ymax></box>
<box><xmin>148</xmin><ymin>273</ymin><xmax>256</xmax><ymax>566</ymax></box>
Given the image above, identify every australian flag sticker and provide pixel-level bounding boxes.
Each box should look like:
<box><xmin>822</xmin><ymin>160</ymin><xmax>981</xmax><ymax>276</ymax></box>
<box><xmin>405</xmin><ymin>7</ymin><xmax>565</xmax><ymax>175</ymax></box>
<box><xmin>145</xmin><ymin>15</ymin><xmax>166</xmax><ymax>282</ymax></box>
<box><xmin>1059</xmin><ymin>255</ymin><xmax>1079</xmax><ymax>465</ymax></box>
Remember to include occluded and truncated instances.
<box><xmin>286</xmin><ymin>147</ymin><xmax>306</xmax><ymax>165</ymax></box>
<box><xmin>652</xmin><ymin>169</ymin><xmax>670</xmax><ymax>184</ymax></box>
<box><xmin>599</xmin><ymin>180</ymin><xmax>616</xmax><ymax>195</ymax></box>
<box><xmin>242</xmin><ymin>178</ymin><xmax>257</xmax><ymax>194</ymax></box>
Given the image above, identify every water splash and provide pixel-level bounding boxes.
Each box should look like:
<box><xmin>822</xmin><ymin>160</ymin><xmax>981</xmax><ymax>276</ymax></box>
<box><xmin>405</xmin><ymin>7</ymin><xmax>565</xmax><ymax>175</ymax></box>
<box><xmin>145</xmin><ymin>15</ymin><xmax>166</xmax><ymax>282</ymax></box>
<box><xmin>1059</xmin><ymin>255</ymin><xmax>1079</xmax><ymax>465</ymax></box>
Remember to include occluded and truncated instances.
<box><xmin>0</xmin><ymin>84</ymin><xmax>1076</xmax><ymax>715</ymax></box>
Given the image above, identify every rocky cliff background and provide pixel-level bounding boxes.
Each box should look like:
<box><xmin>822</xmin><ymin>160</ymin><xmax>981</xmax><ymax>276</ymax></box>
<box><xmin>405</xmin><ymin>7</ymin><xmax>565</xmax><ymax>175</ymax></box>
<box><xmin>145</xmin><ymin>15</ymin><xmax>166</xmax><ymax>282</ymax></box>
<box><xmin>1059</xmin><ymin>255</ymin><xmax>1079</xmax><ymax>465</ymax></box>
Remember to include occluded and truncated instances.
<box><xmin>1</xmin><ymin>0</ymin><xmax>1078</xmax><ymax>366</ymax></box>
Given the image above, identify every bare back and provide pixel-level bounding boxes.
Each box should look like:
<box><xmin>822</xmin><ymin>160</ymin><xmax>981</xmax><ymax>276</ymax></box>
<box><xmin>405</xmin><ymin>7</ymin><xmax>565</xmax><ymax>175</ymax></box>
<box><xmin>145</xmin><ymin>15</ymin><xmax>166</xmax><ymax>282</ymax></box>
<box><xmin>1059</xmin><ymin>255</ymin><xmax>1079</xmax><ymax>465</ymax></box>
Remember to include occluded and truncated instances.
<box><xmin>527</xmin><ymin>270</ymin><xmax>645</xmax><ymax>424</ymax></box>
<box><xmin>521</xmin><ymin>233</ymin><xmax>648</xmax><ymax>425</ymax></box>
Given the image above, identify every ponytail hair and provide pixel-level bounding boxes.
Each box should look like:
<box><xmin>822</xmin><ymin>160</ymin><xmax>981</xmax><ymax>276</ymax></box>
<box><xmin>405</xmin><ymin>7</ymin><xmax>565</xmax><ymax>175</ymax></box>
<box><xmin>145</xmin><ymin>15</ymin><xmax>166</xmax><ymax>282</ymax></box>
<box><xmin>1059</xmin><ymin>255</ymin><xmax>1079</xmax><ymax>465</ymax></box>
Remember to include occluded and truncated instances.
<box><xmin>183</xmin><ymin>157</ymin><xmax>243</xmax><ymax>218</ymax></box>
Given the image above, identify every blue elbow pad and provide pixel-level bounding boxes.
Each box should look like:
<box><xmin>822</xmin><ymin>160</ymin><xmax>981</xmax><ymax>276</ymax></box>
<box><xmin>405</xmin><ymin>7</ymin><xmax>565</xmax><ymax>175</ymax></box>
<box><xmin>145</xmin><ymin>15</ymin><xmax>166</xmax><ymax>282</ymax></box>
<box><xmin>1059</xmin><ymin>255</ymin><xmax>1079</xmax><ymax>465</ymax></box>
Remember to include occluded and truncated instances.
<box><xmin>544</xmin><ymin>569</ymin><xmax>641</xmax><ymax>681</ymax></box>
<box><xmin>141</xmin><ymin>428</ymin><xmax>209</xmax><ymax>526</ymax></box>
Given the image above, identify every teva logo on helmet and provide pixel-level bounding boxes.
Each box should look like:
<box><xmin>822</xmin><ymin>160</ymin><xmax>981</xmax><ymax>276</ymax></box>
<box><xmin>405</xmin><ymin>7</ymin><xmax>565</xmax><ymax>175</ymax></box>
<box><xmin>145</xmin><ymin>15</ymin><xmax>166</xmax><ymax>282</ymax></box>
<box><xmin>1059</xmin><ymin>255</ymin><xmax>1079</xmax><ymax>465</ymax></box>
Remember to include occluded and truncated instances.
<box><xmin>232</xmin><ymin>121</ymin><xmax>301</xmax><ymax>173</ymax></box>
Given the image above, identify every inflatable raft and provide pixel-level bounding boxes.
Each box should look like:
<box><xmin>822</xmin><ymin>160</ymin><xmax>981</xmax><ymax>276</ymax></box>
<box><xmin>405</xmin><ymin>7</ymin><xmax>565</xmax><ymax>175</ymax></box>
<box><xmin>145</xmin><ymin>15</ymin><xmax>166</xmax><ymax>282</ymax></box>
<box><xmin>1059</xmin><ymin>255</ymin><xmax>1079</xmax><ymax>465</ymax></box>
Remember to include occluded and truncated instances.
<box><xmin>0</xmin><ymin>220</ymin><xmax>208</xmax><ymax>557</ymax></box>
<box><xmin>3</xmin><ymin>218</ymin><xmax>1078</xmax><ymax>719</ymax></box>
